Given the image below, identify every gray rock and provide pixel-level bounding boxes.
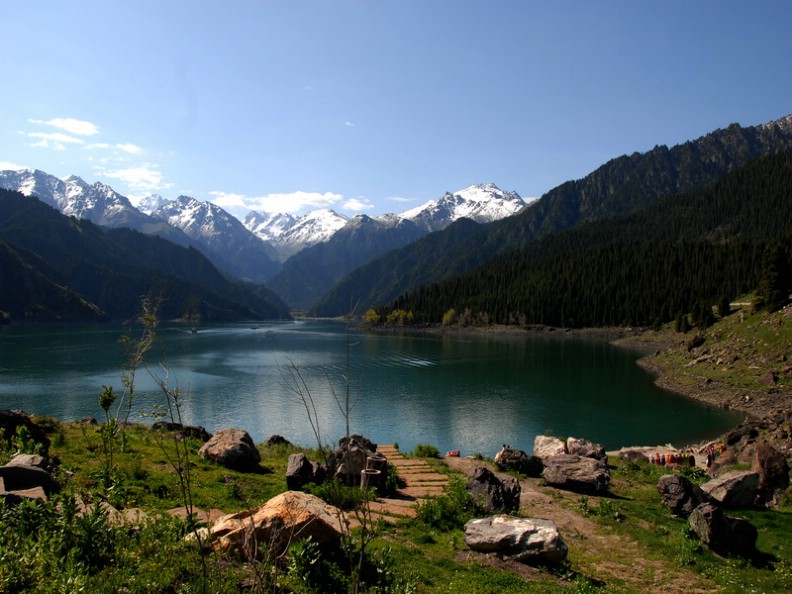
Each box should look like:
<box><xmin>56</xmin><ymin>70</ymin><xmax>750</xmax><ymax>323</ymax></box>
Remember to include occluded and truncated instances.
<box><xmin>566</xmin><ymin>437</ymin><xmax>606</xmax><ymax>460</ymax></box>
<box><xmin>533</xmin><ymin>435</ymin><xmax>567</xmax><ymax>459</ymax></box>
<box><xmin>152</xmin><ymin>421</ymin><xmax>212</xmax><ymax>442</ymax></box>
<box><xmin>0</xmin><ymin>464</ymin><xmax>59</xmax><ymax>495</ymax></box>
<box><xmin>542</xmin><ymin>454</ymin><xmax>610</xmax><ymax>493</ymax></box>
<box><xmin>701</xmin><ymin>470</ymin><xmax>760</xmax><ymax>508</ymax></box>
<box><xmin>618</xmin><ymin>449</ymin><xmax>650</xmax><ymax>463</ymax></box>
<box><xmin>198</xmin><ymin>428</ymin><xmax>261</xmax><ymax>470</ymax></box>
<box><xmin>466</xmin><ymin>467</ymin><xmax>521</xmax><ymax>513</ymax></box>
<box><xmin>688</xmin><ymin>503</ymin><xmax>757</xmax><ymax>557</ymax></box>
<box><xmin>5</xmin><ymin>454</ymin><xmax>48</xmax><ymax>469</ymax></box>
<box><xmin>0</xmin><ymin>409</ymin><xmax>50</xmax><ymax>454</ymax></box>
<box><xmin>262</xmin><ymin>435</ymin><xmax>293</xmax><ymax>448</ymax></box>
<box><xmin>494</xmin><ymin>447</ymin><xmax>543</xmax><ymax>477</ymax></box>
<box><xmin>656</xmin><ymin>474</ymin><xmax>713</xmax><ymax>517</ymax></box>
<box><xmin>328</xmin><ymin>435</ymin><xmax>380</xmax><ymax>486</ymax></box>
<box><xmin>464</xmin><ymin>515</ymin><xmax>567</xmax><ymax>564</ymax></box>
<box><xmin>286</xmin><ymin>452</ymin><xmax>321</xmax><ymax>491</ymax></box>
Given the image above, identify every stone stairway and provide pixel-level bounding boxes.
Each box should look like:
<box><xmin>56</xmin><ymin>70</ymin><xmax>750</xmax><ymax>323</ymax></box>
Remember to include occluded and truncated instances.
<box><xmin>347</xmin><ymin>445</ymin><xmax>448</xmax><ymax>527</ymax></box>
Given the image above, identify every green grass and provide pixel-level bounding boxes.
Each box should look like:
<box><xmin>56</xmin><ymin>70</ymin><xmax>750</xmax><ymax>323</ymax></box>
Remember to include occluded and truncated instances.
<box><xmin>47</xmin><ymin>420</ymin><xmax>301</xmax><ymax>512</ymax></box>
<box><xmin>5</xmin><ymin>420</ymin><xmax>792</xmax><ymax>592</ymax></box>
<box><xmin>648</xmin><ymin>302</ymin><xmax>791</xmax><ymax>395</ymax></box>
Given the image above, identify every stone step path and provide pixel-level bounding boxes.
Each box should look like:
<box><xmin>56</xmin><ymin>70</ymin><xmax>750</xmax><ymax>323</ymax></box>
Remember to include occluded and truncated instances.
<box><xmin>347</xmin><ymin>445</ymin><xmax>448</xmax><ymax>527</ymax></box>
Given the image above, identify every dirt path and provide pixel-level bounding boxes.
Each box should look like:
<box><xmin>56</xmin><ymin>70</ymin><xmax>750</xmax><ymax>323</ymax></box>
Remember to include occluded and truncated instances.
<box><xmin>443</xmin><ymin>456</ymin><xmax>718</xmax><ymax>593</ymax></box>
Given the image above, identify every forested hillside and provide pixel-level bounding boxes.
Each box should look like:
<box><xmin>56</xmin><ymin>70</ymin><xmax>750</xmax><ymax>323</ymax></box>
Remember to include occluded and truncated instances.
<box><xmin>314</xmin><ymin>116</ymin><xmax>792</xmax><ymax>317</ymax></box>
<box><xmin>381</xmin><ymin>150</ymin><xmax>792</xmax><ymax>328</ymax></box>
<box><xmin>0</xmin><ymin>189</ymin><xmax>289</xmax><ymax>321</ymax></box>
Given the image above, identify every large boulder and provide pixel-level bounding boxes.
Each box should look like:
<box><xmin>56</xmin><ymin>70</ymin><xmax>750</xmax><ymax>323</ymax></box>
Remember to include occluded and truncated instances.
<box><xmin>198</xmin><ymin>428</ymin><xmax>261</xmax><ymax>470</ymax></box>
<box><xmin>0</xmin><ymin>463</ymin><xmax>59</xmax><ymax>496</ymax></box>
<box><xmin>701</xmin><ymin>470</ymin><xmax>760</xmax><ymax>508</ymax></box>
<box><xmin>688</xmin><ymin>503</ymin><xmax>757</xmax><ymax>557</ymax></box>
<box><xmin>328</xmin><ymin>435</ymin><xmax>379</xmax><ymax>486</ymax></box>
<box><xmin>542</xmin><ymin>454</ymin><xmax>610</xmax><ymax>493</ymax></box>
<box><xmin>617</xmin><ymin>449</ymin><xmax>650</xmax><ymax>464</ymax></box>
<box><xmin>152</xmin><ymin>421</ymin><xmax>212</xmax><ymax>442</ymax></box>
<box><xmin>494</xmin><ymin>447</ymin><xmax>543</xmax><ymax>477</ymax></box>
<box><xmin>464</xmin><ymin>515</ymin><xmax>567</xmax><ymax>564</ymax></box>
<box><xmin>0</xmin><ymin>410</ymin><xmax>50</xmax><ymax>454</ymax></box>
<box><xmin>466</xmin><ymin>467</ymin><xmax>521</xmax><ymax>513</ymax></box>
<box><xmin>533</xmin><ymin>435</ymin><xmax>567</xmax><ymax>459</ymax></box>
<box><xmin>262</xmin><ymin>435</ymin><xmax>293</xmax><ymax>448</ymax></box>
<box><xmin>566</xmin><ymin>437</ymin><xmax>606</xmax><ymax>460</ymax></box>
<box><xmin>210</xmin><ymin>491</ymin><xmax>345</xmax><ymax>559</ymax></box>
<box><xmin>4</xmin><ymin>454</ymin><xmax>49</xmax><ymax>470</ymax></box>
<box><xmin>752</xmin><ymin>442</ymin><xmax>790</xmax><ymax>505</ymax></box>
<box><xmin>656</xmin><ymin>474</ymin><xmax>713</xmax><ymax>517</ymax></box>
<box><xmin>286</xmin><ymin>452</ymin><xmax>326</xmax><ymax>491</ymax></box>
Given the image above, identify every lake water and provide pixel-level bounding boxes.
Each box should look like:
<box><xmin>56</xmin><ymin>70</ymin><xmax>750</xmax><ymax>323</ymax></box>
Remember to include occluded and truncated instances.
<box><xmin>0</xmin><ymin>320</ymin><xmax>742</xmax><ymax>456</ymax></box>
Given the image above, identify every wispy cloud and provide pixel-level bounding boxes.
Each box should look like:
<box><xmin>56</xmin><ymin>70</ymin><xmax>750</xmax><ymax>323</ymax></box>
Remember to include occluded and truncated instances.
<box><xmin>344</xmin><ymin>121</ymin><xmax>355</xmax><ymax>127</ymax></box>
<box><xmin>210</xmin><ymin>190</ymin><xmax>343</xmax><ymax>215</ymax></box>
<box><xmin>86</xmin><ymin>142</ymin><xmax>143</xmax><ymax>155</ymax></box>
<box><xmin>342</xmin><ymin>198</ymin><xmax>372</xmax><ymax>211</ymax></box>
<box><xmin>0</xmin><ymin>161</ymin><xmax>28</xmax><ymax>171</ymax></box>
<box><xmin>28</xmin><ymin>117</ymin><xmax>99</xmax><ymax>136</ymax></box>
<box><xmin>387</xmin><ymin>195</ymin><xmax>418</xmax><ymax>204</ymax></box>
<box><xmin>23</xmin><ymin>131</ymin><xmax>85</xmax><ymax>150</ymax></box>
<box><xmin>103</xmin><ymin>164</ymin><xmax>170</xmax><ymax>195</ymax></box>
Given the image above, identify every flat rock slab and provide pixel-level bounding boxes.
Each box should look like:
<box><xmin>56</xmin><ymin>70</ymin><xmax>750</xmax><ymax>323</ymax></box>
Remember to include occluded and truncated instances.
<box><xmin>701</xmin><ymin>470</ymin><xmax>760</xmax><ymax>508</ymax></box>
<box><xmin>464</xmin><ymin>515</ymin><xmax>568</xmax><ymax>564</ymax></box>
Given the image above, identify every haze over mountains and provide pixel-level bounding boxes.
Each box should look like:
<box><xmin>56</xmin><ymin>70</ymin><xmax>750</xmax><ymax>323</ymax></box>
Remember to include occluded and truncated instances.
<box><xmin>1</xmin><ymin>113</ymin><xmax>791</xmax><ymax>323</ymax></box>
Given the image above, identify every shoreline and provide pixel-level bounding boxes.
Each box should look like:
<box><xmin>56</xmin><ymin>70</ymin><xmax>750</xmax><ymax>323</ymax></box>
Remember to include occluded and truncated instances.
<box><xmin>363</xmin><ymin>321</ymin><xmax>788</xmax><ymax>439</ymax></box>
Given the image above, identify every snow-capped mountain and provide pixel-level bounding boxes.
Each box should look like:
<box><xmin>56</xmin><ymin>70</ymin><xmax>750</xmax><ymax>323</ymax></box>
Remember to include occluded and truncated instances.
<box><xmin>244</xmin><ymin>184</ymin><xmax>525</xmax><ymax>260</ymax></box>
<box><xmin>244</xmin><ymin>211</ymin><xmax>297</xmax><ymax>243</ymax></box>
<box><xmin>399</xmin><ymin>183</ymin><xmax>528</xmax><ymax>232</ymax></box>
<box><xmin>245</xmin><ymin>208</ymin><xmax>349</xmax><ymax>259</ymax></box>
<box><xmin>153</xmin><ymin>196</ymin><xmax>280</xmax><ymax>282</ymax></box>
<box><xmin>0</xmin><ymin>169</ymin><xmax>192</xmax><ymax>245</ymax></box>
<box><xmin>0</xmin><ymin>169</ymin><xmax>150</xmax><ymax>228</ymax></box>
<box><xmin>1</xmin><ymin>168</ymin><xmax>527</xmax><ymax>288</ymax></box>
<box><xmin>136</xmin><ymin>194</ymin><xmax>170</xmax><ymax>214</ymax></box>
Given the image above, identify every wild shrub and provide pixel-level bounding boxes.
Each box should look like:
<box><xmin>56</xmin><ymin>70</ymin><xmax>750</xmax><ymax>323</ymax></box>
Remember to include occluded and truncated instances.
<box><xmin>415</xmin><ymin>475</ymin><xmax>478</xmax><ymax>531</ymax></box>
<box><xmin>412</xmin><ymin>443</ymin><xmax>440</xmax><ymax>458</ymax></box>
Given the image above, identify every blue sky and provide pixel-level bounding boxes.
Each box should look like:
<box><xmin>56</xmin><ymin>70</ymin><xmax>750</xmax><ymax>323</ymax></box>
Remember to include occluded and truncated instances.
<box><xmin>2</xmin><ymin>1</ymin><xmax>790</xmax><ymax>219</ymax></box>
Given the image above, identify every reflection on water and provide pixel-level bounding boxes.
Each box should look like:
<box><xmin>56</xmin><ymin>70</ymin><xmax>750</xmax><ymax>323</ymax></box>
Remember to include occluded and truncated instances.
<box><xmin>0</xmin><ymin>320</ymin><xmax>741</xmax><ymax>456</ymax></box>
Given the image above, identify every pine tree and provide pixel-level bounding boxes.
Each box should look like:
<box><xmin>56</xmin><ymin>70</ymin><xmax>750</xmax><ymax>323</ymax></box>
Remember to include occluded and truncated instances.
<box><xmin>757</xmin><ymin>243</ymin><xmax>792</xmax><ymax>312</ymax></box>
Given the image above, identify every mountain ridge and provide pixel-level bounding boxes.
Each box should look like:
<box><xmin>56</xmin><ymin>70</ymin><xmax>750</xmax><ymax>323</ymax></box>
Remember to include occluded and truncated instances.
<box><xmin>312</xmin><ymin>114</ymin><xmax>792</xmax><ymax>316</ymax></box>
<box><xmin>0</xmin><ymin>188</ymin><xmax>289</xmax><ymax>321</ymax></box>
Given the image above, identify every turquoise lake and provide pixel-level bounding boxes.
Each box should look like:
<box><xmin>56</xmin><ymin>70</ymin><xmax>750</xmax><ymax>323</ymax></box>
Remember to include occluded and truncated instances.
<box><xmin>0</xmin><ymin>320</ymin><xmax>742</xmax><ymax>456</ymax></box>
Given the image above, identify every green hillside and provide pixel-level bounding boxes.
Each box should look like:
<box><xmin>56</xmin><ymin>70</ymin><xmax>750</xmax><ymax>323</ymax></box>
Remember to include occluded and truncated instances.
<box><xmin>381</xmin><ymin>151</ymin><xmax>792</xmax><ymax>328</ymax></box>
<box><xmin>314</xmin><ymin>117</ymin><xmax>792</xmax><ymax>317</ymax></box>
<box><xmin>0</xmin><ymin>189</ymin><xmax>289</xmax><ymax>321</ymax></box>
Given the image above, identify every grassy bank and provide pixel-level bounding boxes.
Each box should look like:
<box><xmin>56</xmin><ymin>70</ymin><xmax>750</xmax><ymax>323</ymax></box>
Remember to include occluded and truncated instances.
<box><xmin>623</xmin><ymin>302</ymin><xmax>792</xmax><ymax>419</ymax></box>
<box><xmin>2</xmin><ymin>413</ymin><xmax>792</xmax><ymax>593</ymax></box>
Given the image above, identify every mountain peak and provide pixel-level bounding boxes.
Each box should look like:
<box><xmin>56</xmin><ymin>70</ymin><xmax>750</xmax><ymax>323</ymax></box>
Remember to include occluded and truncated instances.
<box><xmin>399</xmin><ymin>183</ymin><xmax>526</xmax><ymax>232</ymax></box>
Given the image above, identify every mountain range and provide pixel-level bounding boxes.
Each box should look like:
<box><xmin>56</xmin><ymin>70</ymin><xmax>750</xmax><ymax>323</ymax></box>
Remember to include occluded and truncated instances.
<box><xmin>0</xmin><ymin>188</ymin><xmax>289</xmax><ymax>321</ymax></box>
<box><xmin>1</xmin><ymin>113</ymin><xmax>791</xmax><ymax>323</ymax></box>
<box><xmin>0</xmin><ymin>170</ymin><xmax>529</xmax><ymax>307</ymax></box>
<box><xmin>311</xmin><ymin>114</ymin><xmax>792</xmax><ymax>316</ymax></box>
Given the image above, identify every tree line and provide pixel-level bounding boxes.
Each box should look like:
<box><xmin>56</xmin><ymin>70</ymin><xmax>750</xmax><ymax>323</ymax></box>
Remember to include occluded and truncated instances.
<box><xmin>373</xmin><ymin>151</ymin><xmax>792</xmax><ymax>329</ymax></box>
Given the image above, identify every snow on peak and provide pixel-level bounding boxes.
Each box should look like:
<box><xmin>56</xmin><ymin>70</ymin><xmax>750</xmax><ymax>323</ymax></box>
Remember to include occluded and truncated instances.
<box><xmin>244</xmin><ymin>208</ymin><xmax>349</xmax><ymax>259</ymax></box>
<box><xmin>136</xmin><ymin>194</ymin><xmax>170</xmax><ymax>214</ymax></box>
<box><xmin>399</xmin><ymin>183</ymin><xmax>526</xmax><ymax>232</ymax></box>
